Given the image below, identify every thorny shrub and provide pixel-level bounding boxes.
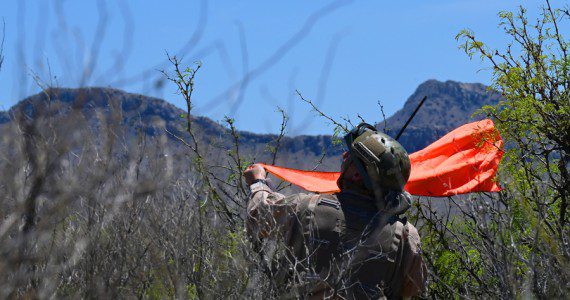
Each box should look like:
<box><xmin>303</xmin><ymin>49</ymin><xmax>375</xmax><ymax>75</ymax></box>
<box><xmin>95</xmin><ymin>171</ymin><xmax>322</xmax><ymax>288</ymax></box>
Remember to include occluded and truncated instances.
<box><xmin>1</xmin><ymin>1</ymin><xmax>568</xmax><ymax>299</ymax></box>
<box><xmin>412</xmin><ymin>1</ymin><xmax>569</xmax><ymax>298</ymax></box>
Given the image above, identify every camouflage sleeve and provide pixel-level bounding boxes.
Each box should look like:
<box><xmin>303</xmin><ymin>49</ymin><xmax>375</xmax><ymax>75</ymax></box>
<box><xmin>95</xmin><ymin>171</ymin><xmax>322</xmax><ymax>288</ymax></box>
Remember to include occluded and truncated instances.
<box><xmin>246</xmin><ymin>182</ymin><xmax>311</xmax><ymax>243</ymax></box>
<box><xmin>401</xmin><ymin>222</ymin><xmax>428</xmax><ymax>298</ymax></box>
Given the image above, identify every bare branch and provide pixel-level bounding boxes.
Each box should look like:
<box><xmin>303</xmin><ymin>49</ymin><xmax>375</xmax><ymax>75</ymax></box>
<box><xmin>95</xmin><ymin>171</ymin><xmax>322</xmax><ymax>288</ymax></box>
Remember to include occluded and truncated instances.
<box><xmin>79</xmin><ymin>0</ymin><xmax>109</xmax><ymax>86</ymax></box>
<box><xmin>0</xmin><ymin>18</ymin><xmax>5</xmax><ymax>72</ymax></box>
<box><xmin>296</xmin><ymin>89</ymin><xmax>348</xmax><ymax>133</ymax></box>
<box><xmin>197</xmin><ymin>0</ymin><xmax>353</xmax><ymax>114</ymax></box>
<box><xmin>94</xmin><ymin>0</ymin><xmax>134</xmax><ymax>84</ymax></box>
<box><xmin>378</xmin><ymin>100</ymin><xmax>388</xmax><ymax>133</ymax></box>
<box><xmin>108</xmin><ymin>0</ymin><xmax>209</xmax><ymax>88</ymax></box>
<box><xmin>270</xmin><ymin>107</ymin><xmax>288</xmax><ymax>166</ymax></box>
<box><xmin>292</xmin><ymin>32</ymin><xmax>345</xmax><ymax>133</ymax></box>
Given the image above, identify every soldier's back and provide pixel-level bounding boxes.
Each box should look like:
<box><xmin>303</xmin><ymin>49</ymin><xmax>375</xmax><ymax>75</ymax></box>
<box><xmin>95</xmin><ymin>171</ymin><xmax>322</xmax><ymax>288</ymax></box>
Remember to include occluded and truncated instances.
<box><xmin>298</xmin><ymin>190</ymin><xmax>425</xmax><ymax>299</ymax></box>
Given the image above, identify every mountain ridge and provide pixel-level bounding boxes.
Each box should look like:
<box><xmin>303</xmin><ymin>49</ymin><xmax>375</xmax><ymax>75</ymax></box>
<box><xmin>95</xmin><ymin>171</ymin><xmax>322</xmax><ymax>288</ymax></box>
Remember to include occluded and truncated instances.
<box><xmin>0</xmin><ymin>80</ymin><xmax>502</xmax><ymax>164</ymax></box>
<box><xmin>381</xmin><ymin>79</ymin><xmax>502</xmax><ymax>152</ymax></box>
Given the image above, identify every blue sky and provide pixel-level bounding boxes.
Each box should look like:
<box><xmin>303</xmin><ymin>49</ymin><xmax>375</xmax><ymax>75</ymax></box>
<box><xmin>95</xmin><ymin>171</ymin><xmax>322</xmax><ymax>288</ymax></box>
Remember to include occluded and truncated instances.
<box><xmin>0</xmin><ymin>0</ymin><xmax>565</xmax><ymax>135</ymax></box>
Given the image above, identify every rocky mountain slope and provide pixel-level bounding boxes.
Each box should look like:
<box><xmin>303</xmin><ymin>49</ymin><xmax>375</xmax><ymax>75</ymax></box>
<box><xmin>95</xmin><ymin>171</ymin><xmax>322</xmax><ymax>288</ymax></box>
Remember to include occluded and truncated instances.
<box><xmin>0</xmin><ymin>80</ymin><xmax>501</xmax><ymax>169</ymax></box>
<box><xmin>382</xmin><ymin>80</ymin><xmax>502</xmax><ymax>152</ymax></box>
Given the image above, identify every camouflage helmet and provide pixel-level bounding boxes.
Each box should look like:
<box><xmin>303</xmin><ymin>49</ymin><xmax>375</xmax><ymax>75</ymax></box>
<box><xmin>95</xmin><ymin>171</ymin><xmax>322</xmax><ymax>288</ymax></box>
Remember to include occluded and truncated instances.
<box><xmin>344</xmin><ymin>123</ymin><xmax>411</xmax><ymax>191</ymax></box>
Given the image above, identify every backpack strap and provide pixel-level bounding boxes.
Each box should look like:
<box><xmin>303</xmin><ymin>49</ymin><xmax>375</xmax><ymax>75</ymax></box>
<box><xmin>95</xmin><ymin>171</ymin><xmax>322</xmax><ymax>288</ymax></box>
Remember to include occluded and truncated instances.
<box><xmin>288</xmin><ymin>194</ymin><xmax>321</xmax><ymax>263</ymax></box>
<box><xmin>309</xmin><ymin>196</ymin><xmax>345</xmax><ymax>278</ymax></box>
<box><xmin>308</xmin><ymin>194</ymin><xmax>320</xmax><ymax>212</ymax></box>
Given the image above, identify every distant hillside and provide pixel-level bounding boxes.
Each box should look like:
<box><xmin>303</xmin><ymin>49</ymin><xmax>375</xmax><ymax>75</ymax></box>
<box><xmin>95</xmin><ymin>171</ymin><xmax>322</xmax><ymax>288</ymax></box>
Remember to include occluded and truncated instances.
<box><xmin>0</xmin><ymin>111</ymin><xmax>8</xmax><ymax>123</ymax></box>
<box><xmin>382</xmin><ymin>80</ymin><xmax>502</xmax><ymax>152</ymax></box>
<box><xmin>0</xmin><ymin>80</ymin><xmax>501</xmax><ymax>169</ymax></box>
<box><xmin>0</xmin><ymin>87</ymin><xmax>341</xmax><ymax>171</ymax></box>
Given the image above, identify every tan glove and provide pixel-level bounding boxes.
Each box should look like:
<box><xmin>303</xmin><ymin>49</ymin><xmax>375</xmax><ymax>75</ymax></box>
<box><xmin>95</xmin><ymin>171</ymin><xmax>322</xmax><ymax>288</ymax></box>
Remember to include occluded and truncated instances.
<box><xmin>244</xmin><ymin>164</ymin><xmax>267</xmax><ymax>185</ymax></box>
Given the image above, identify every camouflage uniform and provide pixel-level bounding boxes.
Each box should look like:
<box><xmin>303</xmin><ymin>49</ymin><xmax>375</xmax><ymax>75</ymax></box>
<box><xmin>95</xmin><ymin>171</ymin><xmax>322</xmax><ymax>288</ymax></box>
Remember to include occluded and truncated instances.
<box><xmin>247</xmin><ymin>181</ymin><xmax>427</xmax><ymax>299</ymax></box>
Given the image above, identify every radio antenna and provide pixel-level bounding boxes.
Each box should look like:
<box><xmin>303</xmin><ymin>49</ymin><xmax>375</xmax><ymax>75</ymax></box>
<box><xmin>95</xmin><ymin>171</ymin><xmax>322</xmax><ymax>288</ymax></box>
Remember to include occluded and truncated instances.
<box><xmin>395</xmin><ymin>96</ymin><xmax>428</xmax><ymax>140</ymax></box>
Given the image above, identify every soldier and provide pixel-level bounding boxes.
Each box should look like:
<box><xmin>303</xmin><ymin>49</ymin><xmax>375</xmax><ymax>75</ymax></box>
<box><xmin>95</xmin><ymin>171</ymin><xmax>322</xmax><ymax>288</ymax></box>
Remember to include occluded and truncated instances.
<box><xmin>244</xmin><ymin>123</ymin><xmax>427</xmax><ymax>299</ymax></box>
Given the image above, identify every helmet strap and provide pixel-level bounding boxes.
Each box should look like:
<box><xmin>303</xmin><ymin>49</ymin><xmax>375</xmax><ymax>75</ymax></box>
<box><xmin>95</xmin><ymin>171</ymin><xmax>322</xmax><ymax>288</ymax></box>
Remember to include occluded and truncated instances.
<box><xmin>344</xmin><ymin>142</ymin><xmax>387</xmax><ymax>209</ymax></box>
<box><xmin>346</xmin><ymin>155</ymin><xmax>374</xmax><ymax>191</ymax></box>
<box><xmin>343</xmin><ymin>124</ymin><xmax>378</xmax><ymax>193</ymax></box>
<box><xmin>343</xmin><ymin>123</ymin><xmax>391</xmax><ymax>210</ymax></box>
<box><xmin>363</xmin><ymin>163</ymin><xmax>388</xmax><ymax>211</ymax></box>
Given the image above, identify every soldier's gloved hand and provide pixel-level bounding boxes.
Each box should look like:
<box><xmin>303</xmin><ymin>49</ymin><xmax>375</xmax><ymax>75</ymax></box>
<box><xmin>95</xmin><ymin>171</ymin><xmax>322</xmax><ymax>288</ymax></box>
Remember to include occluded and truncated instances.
<box><xmin>244</xmin><ymin>164</ymin><xmax>267</xmax><ymax>185</ymax></box>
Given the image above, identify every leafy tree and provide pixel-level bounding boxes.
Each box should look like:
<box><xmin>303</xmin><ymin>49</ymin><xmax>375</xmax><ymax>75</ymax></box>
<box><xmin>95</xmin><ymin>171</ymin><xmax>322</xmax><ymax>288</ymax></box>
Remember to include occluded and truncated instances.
<box><xmin>416</xmin><ymin>1</ymin><xmax>569</xmax><ymax>298</ymax></box>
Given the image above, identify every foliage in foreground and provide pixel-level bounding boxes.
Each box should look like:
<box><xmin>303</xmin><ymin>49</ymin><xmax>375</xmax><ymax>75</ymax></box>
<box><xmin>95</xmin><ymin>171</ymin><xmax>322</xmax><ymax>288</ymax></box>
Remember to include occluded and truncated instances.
<box><xmin>413</xmin><ymin>2</ymin><xmax>569</xmax><ymax>298</ymax></box>
<box><xmin>0</xmin><ymin>1</ymin><xmax>568</xmax><ymax>299</ymax></box>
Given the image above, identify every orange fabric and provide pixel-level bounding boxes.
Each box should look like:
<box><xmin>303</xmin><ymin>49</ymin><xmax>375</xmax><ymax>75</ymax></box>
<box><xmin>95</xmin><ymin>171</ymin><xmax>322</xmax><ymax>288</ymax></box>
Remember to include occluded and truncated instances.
<box><xmin>259</xmin><ymin>119</ymin><xmax>503</xmax><ymax>197</ymax></box>
<box><xmin>405</xmin><ymin>119</ymin><xmax>503</xmax><ymax>196</ymax></box>
<box><xmin>259</xmin><ymin>164</ymin><xmax>341</xmax><ymax>194</ymax></box>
